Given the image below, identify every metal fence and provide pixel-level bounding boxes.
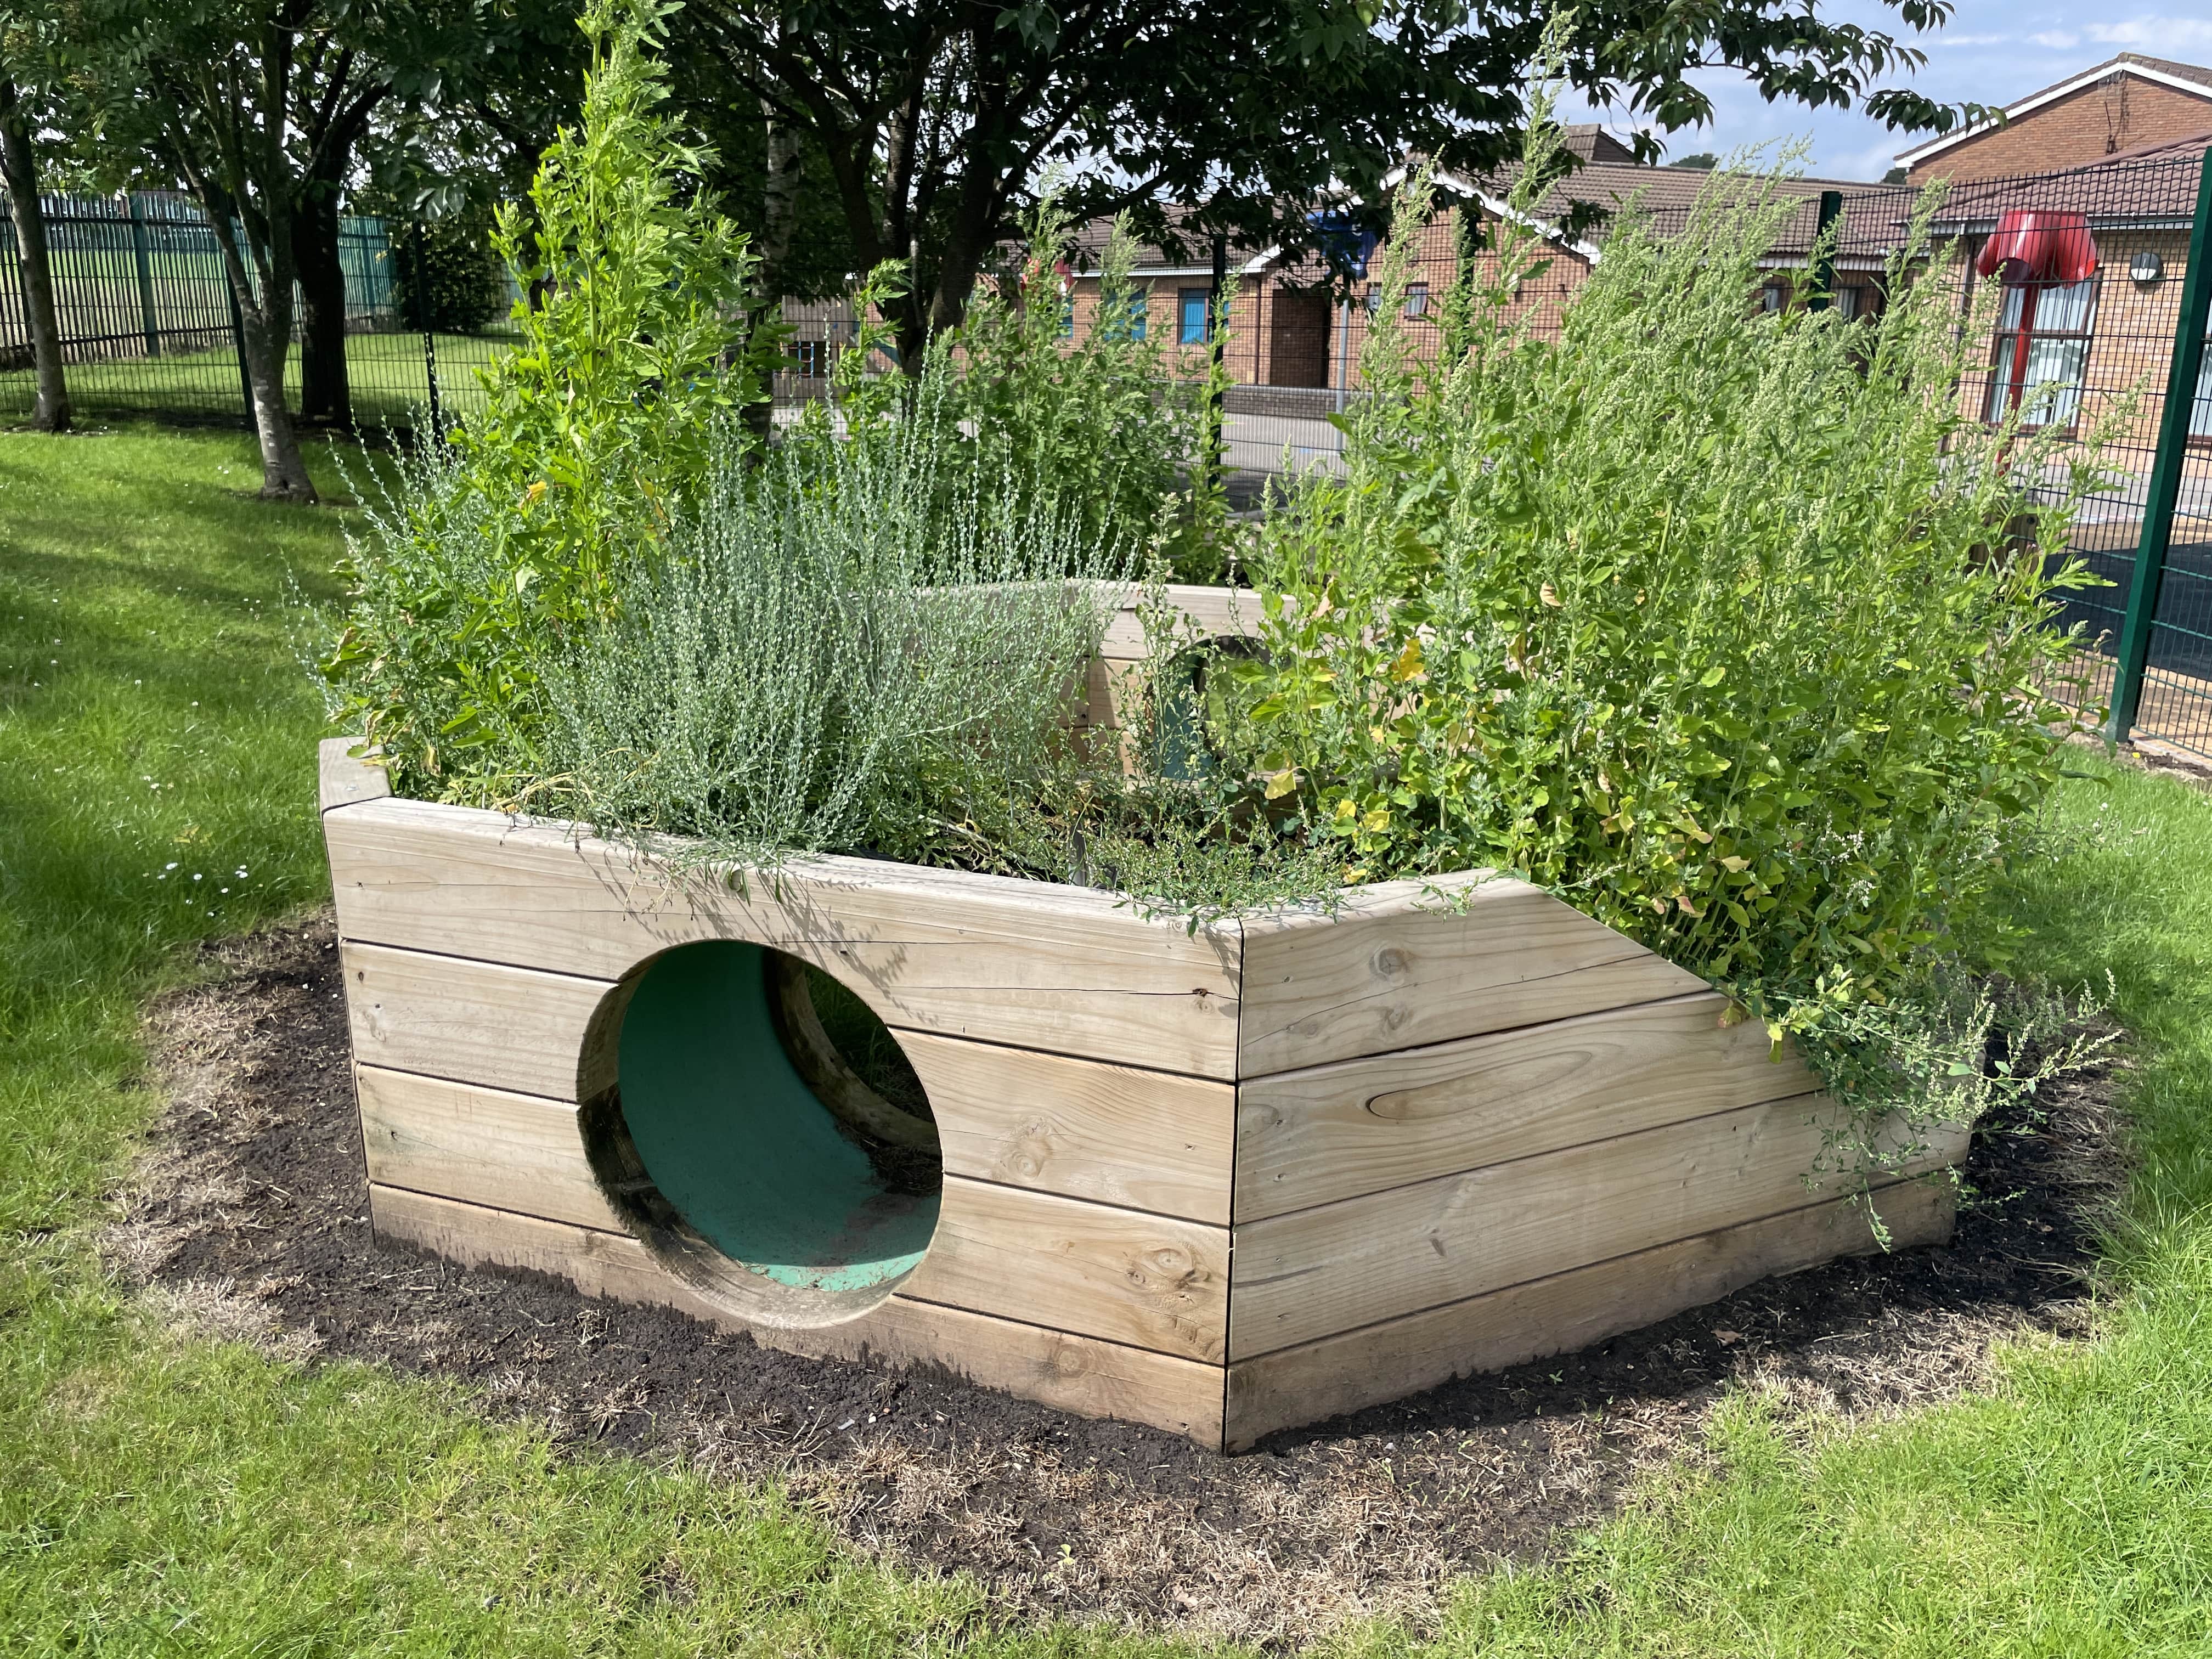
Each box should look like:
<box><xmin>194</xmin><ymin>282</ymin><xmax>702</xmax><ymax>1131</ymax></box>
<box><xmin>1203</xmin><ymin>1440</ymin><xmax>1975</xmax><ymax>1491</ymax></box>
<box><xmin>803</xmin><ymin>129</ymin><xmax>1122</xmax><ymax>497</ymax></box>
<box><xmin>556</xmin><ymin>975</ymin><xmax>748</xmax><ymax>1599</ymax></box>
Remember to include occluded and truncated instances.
<box><xmin>1854</xmin><ymin>150</ymin><xmax>2212</xmax><ymax>765</ymax></box>
<box><xmin>0</xmin><ymin>190</ymin><xmax>516</xmax><ymax>432</ymax></box>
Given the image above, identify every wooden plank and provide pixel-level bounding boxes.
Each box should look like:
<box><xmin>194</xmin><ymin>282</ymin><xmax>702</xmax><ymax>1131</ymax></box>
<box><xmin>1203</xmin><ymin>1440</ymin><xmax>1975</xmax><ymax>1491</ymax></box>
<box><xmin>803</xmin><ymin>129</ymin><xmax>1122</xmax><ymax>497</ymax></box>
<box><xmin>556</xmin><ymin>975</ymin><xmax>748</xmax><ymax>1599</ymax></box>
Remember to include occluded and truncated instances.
<box><xmin>347</xmin><ymin>1005</ymin><xmax>1229</xmax><ymax>1362</ymax></box>
<box><xmin>1222</xmin><ymin>1177</ymin><xmax>1953</xmax><ymax>1449</ymax></box>
<box><xmin>324</xmin><ymin>795</ymin><xmax>1245</xmax><ymax>1080</ymax></box>
<box><xmin>904</xmin><ymin>1176</ymin><xmax>1229</xmax><ymax>1364</ymax></box>
<box><xmin>1234</xmin><ymin>991</ymin><xmax>1818</xmax><ymax>1221</ymax></box>
<box><xmin>1228</xmin><ymin>1092</ymin><xmax>1967</xmax><ymax>1361</ymax></box>
<box><xmin>318</xmin><ymin>736</ymin><xmax>392</xmax><ymax>812</ymax></box>
<box><xmin>1099</xmin><ymin>583</ymin><xmax>1260</xmax><ymax>661</ymax></box>
<box><xmin>369</xmin><ymin>1184</ymin><xmax>1228</xmax><ymax>1448</ymax></box>
<box><xmin>342</xmin><ymin>941</ymin><xmax>619</xmax><ymax>1103</ymax></box>
<box><xmin>355</xmin><ymin>1064</ymin><xmax>623</xmax><ymax>1231</ymax></box>
<box><xmin>1235</xmin><ymin>870</ymin><xmax>1707</xmax><ymax>1077</ymax></box>
<box><xmin>353</xmin><ymin>982</ymin><xmax>1235</xmax><ymax>1226</ymax></box>
<box><xmin>904</xmin><ymin>1032</ymin><xmax>1236</xmax><ymax>1224</ymax></box>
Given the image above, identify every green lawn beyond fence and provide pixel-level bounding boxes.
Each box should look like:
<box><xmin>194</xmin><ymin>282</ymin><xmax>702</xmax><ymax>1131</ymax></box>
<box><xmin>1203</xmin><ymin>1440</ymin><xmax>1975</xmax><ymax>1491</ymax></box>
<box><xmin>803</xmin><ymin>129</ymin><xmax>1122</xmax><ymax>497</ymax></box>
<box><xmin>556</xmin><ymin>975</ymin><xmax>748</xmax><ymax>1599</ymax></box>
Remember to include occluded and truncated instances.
<box><xmin>5</xmin><ymin>427</ymin><xmax>2212</xmax><ymax>1654</ymax></box>
<box><xmin>0</xmin><ymin>329</ymin><xmax>516</xmax><ymax>430</ymax></box>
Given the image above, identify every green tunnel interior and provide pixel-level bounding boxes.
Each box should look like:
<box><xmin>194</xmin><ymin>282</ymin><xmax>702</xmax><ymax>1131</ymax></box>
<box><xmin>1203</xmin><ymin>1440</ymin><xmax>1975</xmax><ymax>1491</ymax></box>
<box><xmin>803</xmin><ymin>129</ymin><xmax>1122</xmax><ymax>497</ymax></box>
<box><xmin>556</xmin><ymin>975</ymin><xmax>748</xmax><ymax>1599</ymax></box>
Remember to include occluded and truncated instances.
<box><xmin>614</xmin><ymin>940</ymin><xmax>940</xmax><ymax>1296</ymax></box>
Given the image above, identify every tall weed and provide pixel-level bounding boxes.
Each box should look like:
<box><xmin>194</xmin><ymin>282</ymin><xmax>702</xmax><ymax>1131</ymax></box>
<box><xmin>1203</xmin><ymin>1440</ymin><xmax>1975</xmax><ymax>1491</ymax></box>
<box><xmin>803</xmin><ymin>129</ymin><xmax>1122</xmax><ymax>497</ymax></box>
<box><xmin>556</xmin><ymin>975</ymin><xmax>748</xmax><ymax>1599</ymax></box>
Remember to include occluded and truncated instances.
<box><xmin>1223</xmin><ymin>155</ymin><xmax>2115</xmax><ymax>1188</ymax></box>
<box><xmin>786</xmin><ymin>203</ymin><xmax>1224</xmax><ymax>579</ymax></box>
<box><xmin>322</xmin><ymin>0</ymin><xmax>760</xmax><ymax>799</ymax></box>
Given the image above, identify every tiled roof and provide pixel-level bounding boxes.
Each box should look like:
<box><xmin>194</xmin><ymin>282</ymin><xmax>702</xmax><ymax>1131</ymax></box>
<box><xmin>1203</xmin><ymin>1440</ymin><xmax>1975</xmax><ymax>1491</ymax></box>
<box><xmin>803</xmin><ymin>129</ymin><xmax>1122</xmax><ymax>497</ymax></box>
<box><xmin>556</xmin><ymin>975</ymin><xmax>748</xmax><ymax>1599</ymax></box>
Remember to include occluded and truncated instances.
<box><xmin>2096</xmin><ymin>125</ymin><xmax>2212</xmax><ymax>165</ymax></box>
<box><xmin>1064</xmin><ymin>204</ymin><xmax>1274</xmax><ymax>274</ymax></box>
<box><xmin>1924</xmin><ymin>144</ymin><xmax>2210</xmax><ymax>234</ymax></box>
<box><xmin>2112</xmin><ymin>52</ymin><xmax>2212</xmax><ymax>91</ymax></box>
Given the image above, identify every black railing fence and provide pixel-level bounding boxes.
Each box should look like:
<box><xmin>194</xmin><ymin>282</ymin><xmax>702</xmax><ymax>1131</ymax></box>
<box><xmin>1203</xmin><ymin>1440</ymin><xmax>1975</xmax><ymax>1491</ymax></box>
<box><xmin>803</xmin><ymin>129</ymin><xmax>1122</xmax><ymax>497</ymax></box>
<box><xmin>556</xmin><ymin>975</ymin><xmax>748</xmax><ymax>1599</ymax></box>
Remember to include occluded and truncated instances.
<box><xmin>0</xmin><ymin>190</ymin><xmax>516</xmax><ymax>431</ymax></box>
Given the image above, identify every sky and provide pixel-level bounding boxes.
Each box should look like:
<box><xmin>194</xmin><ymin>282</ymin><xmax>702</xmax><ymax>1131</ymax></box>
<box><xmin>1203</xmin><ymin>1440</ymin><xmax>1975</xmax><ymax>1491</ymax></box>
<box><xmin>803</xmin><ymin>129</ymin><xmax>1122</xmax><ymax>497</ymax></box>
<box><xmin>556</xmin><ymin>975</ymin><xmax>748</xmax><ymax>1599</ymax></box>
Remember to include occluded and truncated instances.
<box><xmin>1561</xmin><ymin>3</ymin><xmax>2212</xmax><ymax>181</ymax></box>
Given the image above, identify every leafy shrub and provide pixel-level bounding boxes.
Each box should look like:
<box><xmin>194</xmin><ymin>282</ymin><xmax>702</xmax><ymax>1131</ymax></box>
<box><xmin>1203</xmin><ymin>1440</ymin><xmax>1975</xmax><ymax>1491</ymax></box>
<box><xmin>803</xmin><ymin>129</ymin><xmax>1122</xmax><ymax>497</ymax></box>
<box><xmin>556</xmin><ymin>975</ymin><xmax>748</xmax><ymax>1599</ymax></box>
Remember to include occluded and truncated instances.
<box><xmin>788</xmin><ymin>205</ymin><xmax>1229</xmax><ymax>582</ymax></box>
<box><xmin>323</xmin><ymin>0</ymin><xmax>761</xmax><ymax>800</ymax></box>
<box><xmin>1217</xmin><ymin>159</ymin><xmax>2113</xmax><ymax>1189</ymax></box>
<box><xmin>530</xmin><ymin>415</ymin><xmax>1126</xmax><ymax>866</ymax></box>
<box><xmin>389</xmin><ymin>214</ymin><xmax>506</xmax><ymax>335</ymax></box>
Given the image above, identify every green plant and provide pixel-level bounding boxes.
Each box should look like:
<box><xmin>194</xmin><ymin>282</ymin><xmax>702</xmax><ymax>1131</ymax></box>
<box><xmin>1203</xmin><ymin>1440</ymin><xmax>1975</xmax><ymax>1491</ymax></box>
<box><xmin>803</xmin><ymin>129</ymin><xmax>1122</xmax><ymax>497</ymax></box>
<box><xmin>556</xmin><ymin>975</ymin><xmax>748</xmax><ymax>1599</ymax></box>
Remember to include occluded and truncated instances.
<box><xmin>530</xmin><ymin>415</ymin><xmax>1126</xmax><ymax>868</ymax></box>
<box><xmin>791</xmin><ymin>204</ymin><xmax>1225</xmax><ymax>581</ymax></box>
<box><xmin>1220</xmin><ymin>146</ymin><xmax>2115</xmax><ymax>1188</ymax></box>
<box><xmin>321</xmin><ymin>0</ymin><xmax>761</xmax><ymax>800</ymax></box>
<box><xmin>949</xmin><ymin>202</ymin><xmax>1203</xmax><ymax>564</ymax></box>
<box><xmin>389</xmin><ymin>213</ymin><xmax>506</xmax><ymax>335</ymax></box>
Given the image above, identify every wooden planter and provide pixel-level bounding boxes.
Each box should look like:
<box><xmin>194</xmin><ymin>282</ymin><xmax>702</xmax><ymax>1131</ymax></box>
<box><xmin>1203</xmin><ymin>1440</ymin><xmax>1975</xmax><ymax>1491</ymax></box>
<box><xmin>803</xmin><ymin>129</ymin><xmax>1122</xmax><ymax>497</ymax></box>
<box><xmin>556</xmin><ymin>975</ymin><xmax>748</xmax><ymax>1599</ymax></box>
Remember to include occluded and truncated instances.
<box><xmin>320</xmin><ymin>593</ymin><xmax>1962</xmax><ymax>1453</ymax></box>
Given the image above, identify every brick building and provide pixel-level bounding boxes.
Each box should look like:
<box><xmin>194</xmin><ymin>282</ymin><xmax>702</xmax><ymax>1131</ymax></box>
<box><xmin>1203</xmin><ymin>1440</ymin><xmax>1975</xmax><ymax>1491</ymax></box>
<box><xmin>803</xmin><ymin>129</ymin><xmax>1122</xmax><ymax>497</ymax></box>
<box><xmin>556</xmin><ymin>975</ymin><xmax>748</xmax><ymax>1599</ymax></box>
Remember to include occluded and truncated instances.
<box><xmin>1899</xmin><ymin>54</ymin><xmax>2212</xmax><ymax>185</ymax></box>
<box><xmin>1057</xmin><ymin>127</ymin><xmax>1874</xmax><ymax>401</ymax></box>
<box><xmin>1907</xmin><ymin>133</ymin><xmax>2211</xmax><ymax>453</ymax></box>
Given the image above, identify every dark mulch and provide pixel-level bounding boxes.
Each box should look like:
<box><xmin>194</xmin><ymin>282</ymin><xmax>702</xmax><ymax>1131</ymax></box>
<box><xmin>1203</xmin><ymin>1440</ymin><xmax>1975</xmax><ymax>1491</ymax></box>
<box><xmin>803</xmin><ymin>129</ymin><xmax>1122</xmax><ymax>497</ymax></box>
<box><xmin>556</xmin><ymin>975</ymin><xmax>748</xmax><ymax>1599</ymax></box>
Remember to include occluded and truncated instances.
<box><xmin>110</xmin><ymin>911</ymin><xmax>2129</xmax><ymax>1644</ymax></box>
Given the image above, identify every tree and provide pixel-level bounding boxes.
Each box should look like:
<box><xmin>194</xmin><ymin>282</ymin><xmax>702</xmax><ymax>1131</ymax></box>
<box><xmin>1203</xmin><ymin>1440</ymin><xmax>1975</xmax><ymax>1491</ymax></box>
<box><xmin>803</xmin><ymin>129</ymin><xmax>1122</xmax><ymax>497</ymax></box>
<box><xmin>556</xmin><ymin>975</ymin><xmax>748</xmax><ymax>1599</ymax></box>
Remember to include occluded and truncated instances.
<box><xmin>70</xmin><ymin>0</ymin><xmax>334</xmax><ymax>495</ymax></box>
<box><xmin>70</xmin><ymin>0</ymin><xmax>572</xmax><ymax>468</ymax></box>
<box><xmin>677</xmin><ymin>0</ymin><xmax>1985</xmax><ymax>364</ymax></box>
<box><xmin>0</xmin><ymin>15</ymin><xmax>69</xmax><ymax>431</ymax></box>
<box><xmin>1669</xmin><ymin>152</ymin><xmax>1720</xmax><ymax>169</ymax></box>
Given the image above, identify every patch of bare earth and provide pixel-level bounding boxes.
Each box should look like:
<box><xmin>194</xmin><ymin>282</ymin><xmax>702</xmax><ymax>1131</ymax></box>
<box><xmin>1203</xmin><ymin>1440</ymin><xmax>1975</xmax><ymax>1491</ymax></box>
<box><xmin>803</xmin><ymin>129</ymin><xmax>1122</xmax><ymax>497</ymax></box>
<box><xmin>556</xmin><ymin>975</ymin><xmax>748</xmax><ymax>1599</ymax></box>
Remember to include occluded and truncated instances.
<box><xmin>105</xmin><ymin>911</ymin><xmax>2128</xmax><ymax>1646</ymax></box>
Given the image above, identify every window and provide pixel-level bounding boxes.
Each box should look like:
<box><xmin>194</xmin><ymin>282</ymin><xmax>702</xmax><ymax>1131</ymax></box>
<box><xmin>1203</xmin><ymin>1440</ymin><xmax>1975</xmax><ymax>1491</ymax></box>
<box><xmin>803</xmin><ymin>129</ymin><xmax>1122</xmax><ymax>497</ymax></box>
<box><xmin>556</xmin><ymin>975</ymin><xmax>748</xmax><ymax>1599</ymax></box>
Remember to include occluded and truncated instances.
<box><xmin>1985</xmin><ymin>276</ymin><xmax>2096</xmax><ymax>430</ymax></box>
<box><xmin>1060</xmin><ymin>291</ymin><xmax>1076</xmax><ymax>337</ymax></box>
<box><xmin>1178</xmin><ymin>288</ymin><xmax>1211</xmax><ymax>345</ymax></box>
<box><xmin>1111</xmin><ymin>290</ymin><xmax>1148</xmax><ymax>340</ymax></box>
<box><xmin>1404</xmin><ymin>283</ymin><xmax>1430</xmax><ymax>318</ymax></box>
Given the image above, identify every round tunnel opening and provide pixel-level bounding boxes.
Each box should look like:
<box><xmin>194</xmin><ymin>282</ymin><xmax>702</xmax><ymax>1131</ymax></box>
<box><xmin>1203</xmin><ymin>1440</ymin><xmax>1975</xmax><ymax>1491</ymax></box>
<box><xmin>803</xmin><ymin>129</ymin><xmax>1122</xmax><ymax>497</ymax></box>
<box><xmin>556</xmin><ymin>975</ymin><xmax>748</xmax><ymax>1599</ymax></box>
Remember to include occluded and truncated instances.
<box><xmin>592</xmin><ymin>940</ymin><xmax>941</xmax><ymax>1325</ymax></box>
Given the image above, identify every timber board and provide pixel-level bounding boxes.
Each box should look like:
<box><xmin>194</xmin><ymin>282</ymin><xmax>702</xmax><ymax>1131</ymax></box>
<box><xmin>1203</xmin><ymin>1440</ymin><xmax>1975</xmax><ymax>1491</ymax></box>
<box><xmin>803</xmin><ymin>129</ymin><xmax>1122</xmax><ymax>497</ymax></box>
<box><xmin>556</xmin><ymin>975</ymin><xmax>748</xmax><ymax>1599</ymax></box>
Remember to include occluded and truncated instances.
<box><xmin>904</xmin><ymin>1033</ymin><xmax>1236</xmax><ymax>1223</ymax></box>
<box><xmin>1235</xmin><ymin>870</ymin><xmax>1709</xmax><ymax>1077</ymax></box>
<box><xmin>324</xmin><ymin>795</ymin><xmax>1246</xmax><ymax>1079</ymax></box>
<box><xmin>904</xmin><ymin>1176</ymin><xmax>1230</xmax><ymax>1364</ymax></box>
<box><xmin>369</xmin><ymin>1185</ymin><xmax>1229</xmax><ymax>1447</ymax></box>
<box><xmin>318</xmin><ymin>736</ymin><xmax>392</xmax><ymax>812</ymax></box>
<box><xmin>1233</xmin><ymin>991</ymin><xmax>1819</xmax><ymax>1221</ymax></box>
<box><xmin>1229</xmin><ymin>1093</ymin><xmax>1966</xmax><ymax>1361</ymax></box>
<box><xmin>1222</xmin><ymin>1176</ymin><xmax>1953</xmax><ymax>1448</ymax></box>
<box><xmin>357</xmin><ymin>1065</ymin><xmax>620</xmax><ymax>1231</ymax></box>
<box><xmin>341</xmin><ymin>940</ymin><xmax>619</xmax><ymax>1103</ymax></box>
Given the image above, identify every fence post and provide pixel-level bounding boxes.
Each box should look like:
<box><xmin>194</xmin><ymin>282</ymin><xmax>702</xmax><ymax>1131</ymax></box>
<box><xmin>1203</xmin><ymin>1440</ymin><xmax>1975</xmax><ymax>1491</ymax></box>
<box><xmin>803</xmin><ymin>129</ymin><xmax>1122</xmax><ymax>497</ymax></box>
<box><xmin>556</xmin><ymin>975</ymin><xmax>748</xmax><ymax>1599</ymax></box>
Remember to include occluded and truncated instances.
<box><xmin>126</xmin><ymin>193</ymin><xmax>161</xmax><ymax>358</ymax></box>
<box><xmin>1205</xmin><ymin>230</ymin><xmax>1227</xmax><ymax>497</ymax></box>
<box><xmin>404</xmin><ymin>225</ymin><xmax>444</xmax><ymax>440</ymax></box>
<box><xmin>2107</xmin><ymin>145</ymin><xmax>2212</xmax><ymax>743</ymax></box>
<box><xmin>1807</xmin><ymin>190</ymin><xmax>1842</xmax><ymax>312</ymax></box>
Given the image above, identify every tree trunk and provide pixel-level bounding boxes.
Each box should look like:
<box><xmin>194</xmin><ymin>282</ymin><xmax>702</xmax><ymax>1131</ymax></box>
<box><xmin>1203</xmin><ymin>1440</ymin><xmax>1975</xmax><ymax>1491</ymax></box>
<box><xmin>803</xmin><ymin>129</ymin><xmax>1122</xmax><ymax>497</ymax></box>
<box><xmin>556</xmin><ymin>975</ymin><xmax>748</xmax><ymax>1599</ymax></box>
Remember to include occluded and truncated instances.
<box><xmin>744</xmin><ymin>97</ymin><xmax>803</xmax><ymax>442</ymax></box>
<box><xmin>293</xmin><ymin>180</ymin><xmax>352</xmax><ymax>428</ymax></box>
<box><xmin>759</xmin><ymin>97</ymin><xmax>802</xmax><ymax>294</ymax></box>
<box><xmin>207</xmin><ymin>216</ymin><xmax>317</xmax><ymax>501</ymax></box>
<box><xmin>0</xmin><ymin>71</ymin><xmax>70</xmax><ymax>433</ymax></box>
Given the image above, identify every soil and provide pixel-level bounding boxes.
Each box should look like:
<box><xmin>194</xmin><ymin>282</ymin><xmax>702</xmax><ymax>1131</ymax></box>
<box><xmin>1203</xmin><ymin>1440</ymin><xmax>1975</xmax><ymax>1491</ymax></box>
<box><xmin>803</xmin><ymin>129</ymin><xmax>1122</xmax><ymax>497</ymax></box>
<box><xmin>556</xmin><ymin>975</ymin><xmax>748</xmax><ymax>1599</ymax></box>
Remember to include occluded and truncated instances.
<box><xmin>109</xmin><ymin>910</ymin><xmax>2131</xmax><ymax>1646</ymax></box>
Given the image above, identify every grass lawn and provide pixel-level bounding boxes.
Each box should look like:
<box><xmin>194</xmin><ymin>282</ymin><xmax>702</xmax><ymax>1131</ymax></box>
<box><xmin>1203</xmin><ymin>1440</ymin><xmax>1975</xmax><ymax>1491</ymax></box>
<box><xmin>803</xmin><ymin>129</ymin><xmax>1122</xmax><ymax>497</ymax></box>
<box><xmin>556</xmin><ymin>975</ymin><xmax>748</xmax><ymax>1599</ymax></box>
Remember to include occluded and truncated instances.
<box><xmin>0</xmin><ymin>332</ymin><xmax>516</xmax><ymax>431</ymax></box>
<box><xmin>4</xmin><ymin>425</ymin><xmax>2212</xmax><ymax>1654</ymax></box>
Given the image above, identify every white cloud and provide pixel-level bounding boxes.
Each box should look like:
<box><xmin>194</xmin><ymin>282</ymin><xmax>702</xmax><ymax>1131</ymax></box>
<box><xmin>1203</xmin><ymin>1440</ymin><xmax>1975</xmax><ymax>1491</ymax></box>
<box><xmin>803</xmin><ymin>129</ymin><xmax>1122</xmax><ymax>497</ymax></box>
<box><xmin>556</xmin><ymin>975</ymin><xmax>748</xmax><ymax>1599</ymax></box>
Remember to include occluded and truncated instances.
<box><xmin>2028</xmin><ymin>29</ymin><xmax>2081</xmax><ymax>47</ymax></box>
<box><xmin>2086</xmin><ymin>15</ymin><xmax>2212</xmax><ymax>46</ymax></box>
<box><xmin>1933</xmin><ymin>32</ymin><xmax>2015</xmax><ymax>45</ymax></box>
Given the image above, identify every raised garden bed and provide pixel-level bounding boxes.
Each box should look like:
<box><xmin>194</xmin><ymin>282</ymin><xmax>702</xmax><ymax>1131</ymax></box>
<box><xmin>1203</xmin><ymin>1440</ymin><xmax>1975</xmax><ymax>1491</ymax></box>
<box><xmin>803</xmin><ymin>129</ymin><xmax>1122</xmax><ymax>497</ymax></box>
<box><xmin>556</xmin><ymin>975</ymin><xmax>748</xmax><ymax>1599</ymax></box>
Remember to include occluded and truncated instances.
<box><xmin>321</xmin><ymin>591</ymin><xmax>1965</xmax><ymax>1454</ymax></box>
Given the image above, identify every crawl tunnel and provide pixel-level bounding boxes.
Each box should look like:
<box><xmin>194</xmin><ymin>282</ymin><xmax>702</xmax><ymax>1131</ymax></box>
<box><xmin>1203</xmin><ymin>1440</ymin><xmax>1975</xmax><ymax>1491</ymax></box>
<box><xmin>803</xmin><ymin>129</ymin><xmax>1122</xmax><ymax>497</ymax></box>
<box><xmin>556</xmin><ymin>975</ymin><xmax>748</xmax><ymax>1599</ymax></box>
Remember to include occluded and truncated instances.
<box><xmin>610</xmin><ymin>940</ymin><xmax>940</xmax><ymax>1314</ymax></box>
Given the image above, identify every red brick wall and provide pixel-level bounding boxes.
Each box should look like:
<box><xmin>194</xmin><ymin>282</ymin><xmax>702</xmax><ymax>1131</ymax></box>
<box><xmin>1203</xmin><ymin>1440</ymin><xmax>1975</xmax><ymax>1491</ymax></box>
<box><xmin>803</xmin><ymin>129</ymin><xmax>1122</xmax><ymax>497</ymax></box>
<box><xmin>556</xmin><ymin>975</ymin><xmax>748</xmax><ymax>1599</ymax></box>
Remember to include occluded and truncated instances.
<box><xmin>1909</xmin><ymin>76</ymin><xmax>2212</xmax><ymax>186</ymax></box>
<box><xmin>1323</xmin><ymin>206</ymin><xmax>1591</xmax><ymax>387</ymax></box>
